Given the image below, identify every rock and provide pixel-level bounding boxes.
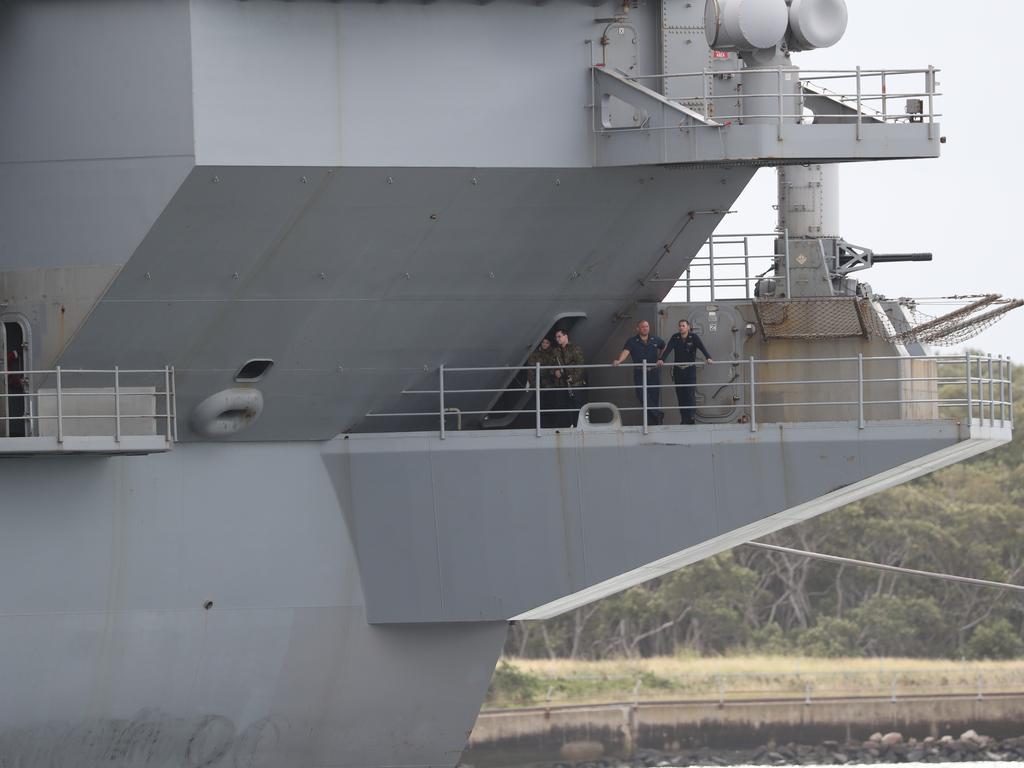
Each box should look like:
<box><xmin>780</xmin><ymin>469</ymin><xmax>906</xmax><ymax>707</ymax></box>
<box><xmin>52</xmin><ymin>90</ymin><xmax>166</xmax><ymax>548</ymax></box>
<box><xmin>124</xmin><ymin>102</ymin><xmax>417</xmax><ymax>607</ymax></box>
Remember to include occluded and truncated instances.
<box><xmin>881</xmin><ymin>732</ymin><xmax>903</xmax><ymax>746</ymax></box>
<box><xmin>906</xmin><ymin>749</ymin><xmax>925</xmax><ymax>761</ymax></box>
<box><xmin>831</xmin><ymin>753</ymin><xmax>849</xmax><ymax>764</ymax></box>
<box><xmin>939</xmin><ymin>735</ymin><xmax>953</xmax><ymax>744</ymax></box>
<box><xmin>559</xmin><ymin>741</ymin><xmax>605</xmax><ymax>762</ymax></box>
<box><xmin>960</xmin><ymin>729</ymin><xmax>979</xmax><ymax>743</ymax></box>
<box><xmin>869</xmin><ymin>732</ymin><xmax>884</xmax><ymax>743</ymax></box>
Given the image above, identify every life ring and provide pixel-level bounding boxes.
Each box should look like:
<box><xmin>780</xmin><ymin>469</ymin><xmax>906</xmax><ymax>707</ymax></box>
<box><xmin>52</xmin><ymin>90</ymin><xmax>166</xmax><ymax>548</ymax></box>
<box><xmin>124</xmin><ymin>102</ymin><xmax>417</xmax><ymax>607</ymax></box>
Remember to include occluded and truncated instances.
<box><xmin>191</xmin><ymin>388</ymin><xmax>264</xmax><ymax>438</ymax></box>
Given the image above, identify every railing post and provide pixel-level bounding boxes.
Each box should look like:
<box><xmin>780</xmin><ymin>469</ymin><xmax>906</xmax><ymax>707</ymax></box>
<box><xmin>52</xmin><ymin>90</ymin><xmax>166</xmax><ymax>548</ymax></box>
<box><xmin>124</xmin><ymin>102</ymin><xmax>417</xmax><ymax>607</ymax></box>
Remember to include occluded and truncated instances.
<box><xmin>702</xmin><ymin>67</ymin><xmax>709</xmax><ymax>119</ymax></box>
<box><xmin>926</xmin><ymin>65</ymin><xmax>935</xmax><ymax>140</ymax></box>
<box><xmin>686</xmin><ymin>267</ymin><xmax>692</xmax><ymax>303</ymax></box>
<box><xmin>977</xmin><ymin>356</ymin><xmax>985</xmax><ymax>427</ymax></box>
<box><xmin>164</xmin><ymin>365</ymin><xmax>172</xmax><ymax>442</ymax></box>
<box><xmin>743</xmin><ymin>236</ymin><xmax>750</xmax><ymax>300</ymax></box>
<box><xmin>170</xmin><ymin>366</ymin><xmax>178</xmax><ymax>442</ymax></box>
<box><xmin>777</xmin><ymin>67</ymin><xmax>784</xmax><ymax>141</ymax></box>
<box><xmin>749</xmin><ymin>356</ymin><xmax>757</xmax><ymax>433</ymax></box>
<box><xmin>989</xmin><ymin>356</ymin><xmax>995</xmax><ymax>426</ymax></box>
<box><xmin>783</xmin><ymin>229</ymin><xmax>791</xmax><ymax>298</ymax></box>
<box><xmin>438</xmin><ymin>364</ymin><xmax>446</xmax><ymax>440</ymax></box>
<box><xmin>965</xmin><ymin>351</ymin><xmax>972</xmax><ymax>427</ymax></box>
<box><xmin>881</xmin><ymin>71</ymin><xmax>888</xmax><ymax>122</ymax></box>
<box><xmin>998</xmin><ymin>356</ymin><xmax>1006</xmax><ymax>428</ymax></box>
<box><xmin>642</xmin><ymin>361</ymin><xmax>649</xmax><ymax>435</ymax></box>
<box><xmin>535</xmin><ymin>361</ymin><xmax>542</xmax><ymax>437</ymax></box>
<box><xmin>857</xmin><ymin>353</ymin><xmax>865</xmax><ymax>429</ymax></box>
<box><xmin>708</xmin><ymin>236</ymin><xmax>716</xmax><ymax>301</ymax></box>
<box><xmin>1010</xmin><ymin>358</ymin><xmax>1015</xmax><ymax>423</ymax></box>
<box><xmin>55</xmin><ymin>365</ymin><xmax>63</xmax><ymax>445</ymax></box>
<box><xmin>113</xmin><ymin>366</ymin><xmax>121</xmax><ymax>443</ymax></box>
<box><xmin>855</xmin><ymin>65</ymin><xmax>862</xmax><ymax>141</ymax></box>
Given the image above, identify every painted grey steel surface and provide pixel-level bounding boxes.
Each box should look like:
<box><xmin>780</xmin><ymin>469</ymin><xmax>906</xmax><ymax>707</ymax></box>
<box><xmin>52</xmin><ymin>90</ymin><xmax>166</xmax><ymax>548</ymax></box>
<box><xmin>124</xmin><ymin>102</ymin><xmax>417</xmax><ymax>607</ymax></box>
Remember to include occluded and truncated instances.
<box><xmin>57</xmin><ymin>165</ymin><xmax>753</xmax><ymax>441</ymax></box>
<box><xmin>0</xmin><ymin>442</ymin><xmax>506</xmax><ymax>768</ymax></box>
<box><xmin>333</xmin><ymin>420</ymin><xmax>1009</xmax><ymax>624</ymax></box>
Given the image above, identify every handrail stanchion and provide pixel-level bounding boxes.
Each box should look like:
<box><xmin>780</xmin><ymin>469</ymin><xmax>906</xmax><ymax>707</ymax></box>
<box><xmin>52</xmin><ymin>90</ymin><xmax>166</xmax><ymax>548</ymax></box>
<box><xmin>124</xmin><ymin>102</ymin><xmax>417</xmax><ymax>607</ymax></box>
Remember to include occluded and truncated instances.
<box><xmin>743</xmin><ymin>236</ymin><xmax>750</xmax><ymax>300</ymax></box>
<box><xmin>439</xmin><ymin>364</ymin><xmax>446</xmax><ymax>440</ymax></box>
<box><xmin>535</xmin><ymin>362</ymin><xmax>542</xmax><ymax>437</ymax></box>
<box><xmin>999</xmin><ymin>357</ymin><xmax>1005</xmax><ymax>427</ymax></box>
<box><xmin>989</xmin><ymin>356</ymin><xmax>995</xmax><ymax>426</ymax></box>
<box><xmin>980</xmin><ymin>357</ymin><xmax>986</xmax><ymax>427</ymax></box>
<box><xmin>164</xmin><ymin>365</ymin><xmax>172</xmax><ymax>441</ymax></box>
<box><xmin>783</xmin><ymin>229</ymin><xmax>791</xmax><ymax>297</ymax></box>
<box><xmin>1010</xmin><ymin>358</ymin><xmax>1015</xmax><ymax>420</ymax></box>
<box><xmin>855</xmin><ymin>66</ymin><xmax>862</xmax><ymax>141</ymax></box>
<box><xmin>881</xmin><ymin>71</ymin><xmax>888</xmax><ymax>122</ymax></box>
<box><xmin>708</xmin><ymin>236</ymin><xmax>716</xmax><ymax>302</ymax></box>
<box><xmin>749</xmin><ymin>356</ymin><xmax>757</xmax><ymax>433</ymax></box>
<box><xmin>113</xmin><ymin>366</ymin><xmax>121</xmax><ymax>444</ymax></box>
<box><xmin>777</xmin><ymin>67</ymin><xmax>784</xmax><ymax>141</ymax></box>
<box><xmin>170</xmin><ymin>366</ymin><xmax>178</xmax><ymax>442</ymax></box>
<box><xmin>965</xmin><ymin>351</ymin><xmax>973</xmax><ymax>428</ymax></box>
<box><xmin>927</xmin><ymin>65</ymin><xmax>935</xmax><ymax>140</ymax></box>
<box><xmin>55</xmin><ymin>365</ymin><xmax>63</xmax><ymax>445</ymax></box>
<box><xmin>642</xmin><ymin>361</ymin><xmax>649</xmax><ymax>435</ymax></box>
<box><xmin>858</xmin><ymin>353</ymin><xmax>865</xmax><ymax>429</ymax></box>
<box><xmin>685</xmin><ymin>267</ymin><xmax>692</xmax><ymax>303</ymax></box>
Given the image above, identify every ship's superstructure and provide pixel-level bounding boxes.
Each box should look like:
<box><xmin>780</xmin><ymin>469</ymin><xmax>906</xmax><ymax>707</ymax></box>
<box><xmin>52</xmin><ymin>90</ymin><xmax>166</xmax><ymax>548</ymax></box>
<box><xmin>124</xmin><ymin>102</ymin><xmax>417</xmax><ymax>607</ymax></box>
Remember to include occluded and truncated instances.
<box><xmin>0</xmin><ymin>1</ymin><xmax>1013</xmax><ymax>767</ymax></box>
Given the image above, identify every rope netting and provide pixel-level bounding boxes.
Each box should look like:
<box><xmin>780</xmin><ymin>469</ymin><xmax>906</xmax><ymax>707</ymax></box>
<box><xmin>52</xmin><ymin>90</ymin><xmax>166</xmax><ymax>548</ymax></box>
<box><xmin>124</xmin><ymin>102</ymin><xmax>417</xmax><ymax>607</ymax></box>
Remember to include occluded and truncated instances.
<box><xmin>753</xmin><ymin>294</ymin><xmax>1023</xmax><ymax>346</ymax></box>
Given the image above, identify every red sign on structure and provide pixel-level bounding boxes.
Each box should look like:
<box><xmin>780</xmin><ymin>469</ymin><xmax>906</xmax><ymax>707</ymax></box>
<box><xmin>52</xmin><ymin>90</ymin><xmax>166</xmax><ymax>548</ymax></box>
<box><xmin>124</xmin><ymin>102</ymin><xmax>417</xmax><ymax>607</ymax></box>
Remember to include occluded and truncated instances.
<box><xmin>712</xmin><ymin>51</ymin><xmax>729</xmax><ymax>59</ymax></box>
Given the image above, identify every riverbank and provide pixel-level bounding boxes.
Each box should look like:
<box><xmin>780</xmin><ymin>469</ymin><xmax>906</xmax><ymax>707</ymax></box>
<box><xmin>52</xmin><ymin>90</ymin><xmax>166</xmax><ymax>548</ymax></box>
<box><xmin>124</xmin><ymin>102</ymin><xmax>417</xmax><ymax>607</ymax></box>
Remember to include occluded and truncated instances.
<box><xmin>466</xmin><ymin>688</ymin><xmax>1024</xmax><ymax>768</ymax></box>
<box><xmin>461</xmin><ymin>730</ymin><xmax>1024</xmax><ymax>768</ymax></box>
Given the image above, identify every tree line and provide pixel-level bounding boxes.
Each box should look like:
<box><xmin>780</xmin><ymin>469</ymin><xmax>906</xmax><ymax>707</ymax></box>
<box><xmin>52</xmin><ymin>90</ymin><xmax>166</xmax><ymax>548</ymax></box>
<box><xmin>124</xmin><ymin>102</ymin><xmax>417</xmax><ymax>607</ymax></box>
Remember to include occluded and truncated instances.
<box><xmin>505</xmin><ymin>362</ymin><xmax>1024</xmax><ymax>660</ymax></box>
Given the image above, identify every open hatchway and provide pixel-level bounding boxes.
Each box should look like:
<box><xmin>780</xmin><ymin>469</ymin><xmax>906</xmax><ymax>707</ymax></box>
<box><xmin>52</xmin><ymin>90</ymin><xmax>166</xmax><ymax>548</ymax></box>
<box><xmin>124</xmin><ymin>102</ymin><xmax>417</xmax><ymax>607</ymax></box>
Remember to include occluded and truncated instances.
<box><xmin>481</xmin><ymin>313</ymin><xmax>587</xmax><ymax>430</ymax></box>
<box><xmin>1</xmin><ymin>319</ymin><xmax>29</xmax><ymax>438</ymax></box>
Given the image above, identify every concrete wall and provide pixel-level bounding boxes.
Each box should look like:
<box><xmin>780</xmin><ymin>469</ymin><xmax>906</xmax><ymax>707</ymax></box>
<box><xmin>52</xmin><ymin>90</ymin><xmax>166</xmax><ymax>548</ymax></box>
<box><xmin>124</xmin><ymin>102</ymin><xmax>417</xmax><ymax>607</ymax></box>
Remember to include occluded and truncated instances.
<box><xmin>465</xmin><ymin>695</ymin><xmax>1024</xmax><ymax>766</ymax></box>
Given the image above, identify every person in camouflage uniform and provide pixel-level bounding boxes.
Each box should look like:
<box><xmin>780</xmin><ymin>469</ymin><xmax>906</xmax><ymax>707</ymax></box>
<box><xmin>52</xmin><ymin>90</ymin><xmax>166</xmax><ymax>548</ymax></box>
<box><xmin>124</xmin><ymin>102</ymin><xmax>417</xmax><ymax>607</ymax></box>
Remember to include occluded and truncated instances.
<box><xmin>526</xmin><ymin>337</ymin><xmax>557</xmax><ymax>426</ymax></box>
<box><xmin>552</xmin><ymin>329</ymin><xmax>586</xmax><ymax>427</ymax></box>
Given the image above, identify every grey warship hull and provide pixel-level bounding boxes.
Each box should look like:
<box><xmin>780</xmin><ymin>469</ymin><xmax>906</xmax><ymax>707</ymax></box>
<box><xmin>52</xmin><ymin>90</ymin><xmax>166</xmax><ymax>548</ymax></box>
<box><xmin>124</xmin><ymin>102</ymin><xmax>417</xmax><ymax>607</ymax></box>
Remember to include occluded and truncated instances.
<box><xmin>0</xmin><ymin>1</ymin><xmax>1012</xmax><ymax>767</ymax></box>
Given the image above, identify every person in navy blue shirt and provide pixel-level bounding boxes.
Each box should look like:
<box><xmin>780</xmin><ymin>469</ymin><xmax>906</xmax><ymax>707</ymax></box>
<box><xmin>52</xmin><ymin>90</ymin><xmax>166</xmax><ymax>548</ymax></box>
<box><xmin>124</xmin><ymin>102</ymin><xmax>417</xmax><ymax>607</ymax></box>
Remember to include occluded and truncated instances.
<box><xmin>612</xmin><ymin>320</ymin><xmax>666</xmax><ymax>425</ymax></box>
<box><xmin>662</xmin><ymin>319</ymin><xmax>713</xmax><ymax>424</ymax></box>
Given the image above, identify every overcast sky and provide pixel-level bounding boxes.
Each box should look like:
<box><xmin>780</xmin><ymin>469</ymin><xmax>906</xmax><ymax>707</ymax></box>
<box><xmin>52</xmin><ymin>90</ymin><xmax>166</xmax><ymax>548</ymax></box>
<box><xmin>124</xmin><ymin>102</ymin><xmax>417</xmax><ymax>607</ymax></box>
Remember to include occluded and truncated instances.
<box><xmin>671</xmin><ymin>0</ymin><xmax>1024</xmax><ymax>362</ymax></box>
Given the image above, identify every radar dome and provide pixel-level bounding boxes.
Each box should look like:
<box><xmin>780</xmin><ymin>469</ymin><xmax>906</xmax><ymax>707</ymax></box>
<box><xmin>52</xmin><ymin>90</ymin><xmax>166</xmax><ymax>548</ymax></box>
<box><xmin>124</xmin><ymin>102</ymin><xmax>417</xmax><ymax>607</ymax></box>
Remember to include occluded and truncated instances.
<box><xmin>787</xmin><ymin>0</ymin><xmax>848</xmax><ymax>51</ymax></box>
<box><xmin>704</xmin><ymin>0</ymin><xmax>790</xmax><ymax>51</ymax></box>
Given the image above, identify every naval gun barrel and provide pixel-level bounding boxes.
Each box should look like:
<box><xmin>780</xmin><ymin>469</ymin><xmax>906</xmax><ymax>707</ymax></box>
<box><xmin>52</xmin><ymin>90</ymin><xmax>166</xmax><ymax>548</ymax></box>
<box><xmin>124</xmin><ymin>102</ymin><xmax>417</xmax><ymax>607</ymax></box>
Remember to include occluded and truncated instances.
<box><xmin>870</xmin><ymin>253</ymin><xmax>933</xmax><ymax>263</ymax></box>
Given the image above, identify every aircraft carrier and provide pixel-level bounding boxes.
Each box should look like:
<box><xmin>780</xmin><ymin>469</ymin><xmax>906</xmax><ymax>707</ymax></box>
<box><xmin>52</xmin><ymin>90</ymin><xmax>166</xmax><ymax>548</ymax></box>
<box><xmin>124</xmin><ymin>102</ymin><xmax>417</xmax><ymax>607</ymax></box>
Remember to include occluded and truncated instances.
<box><xmin>0</xmin><ymin>1</ymin><xmax>1014</xmax><ymax>766</ymax></box>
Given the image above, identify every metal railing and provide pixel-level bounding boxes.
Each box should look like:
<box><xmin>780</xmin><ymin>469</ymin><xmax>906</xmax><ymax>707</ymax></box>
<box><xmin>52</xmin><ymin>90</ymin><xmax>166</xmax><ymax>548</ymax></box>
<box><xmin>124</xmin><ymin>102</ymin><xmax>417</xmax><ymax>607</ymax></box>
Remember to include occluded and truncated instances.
<box><xmin>0</xmin><ymin>367</ymin><xmax>177</xmax><ymax>445</ymax></box>
<box><xmin>366</xmin><ymin>352</ymin><xmax>1012</xmax><ymax>439</ymax></box>
<box><xmin>597</xmin><ymin>66</ymin><xmax>939</xmax><ymax>138</ymax></box>
<box><xmin>650</xmin><ymin>231</ymin><xmax>789</xmax><ymax>301</ymax></box>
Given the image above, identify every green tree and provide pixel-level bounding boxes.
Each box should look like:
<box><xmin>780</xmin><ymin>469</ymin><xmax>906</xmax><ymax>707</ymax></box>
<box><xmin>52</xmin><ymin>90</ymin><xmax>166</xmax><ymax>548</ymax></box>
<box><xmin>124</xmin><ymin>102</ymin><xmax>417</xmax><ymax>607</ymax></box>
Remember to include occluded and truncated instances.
<box><xmin>966</xmin><ymin>618</ymin><xmax>1024</xmax><ymax>660</ymax></box>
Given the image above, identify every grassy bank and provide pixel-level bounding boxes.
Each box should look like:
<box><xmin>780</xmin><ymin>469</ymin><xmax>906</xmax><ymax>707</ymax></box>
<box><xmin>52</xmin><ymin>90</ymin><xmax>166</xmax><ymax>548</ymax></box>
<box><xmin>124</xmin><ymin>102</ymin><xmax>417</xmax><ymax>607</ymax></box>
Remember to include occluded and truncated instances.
<box><xmin>485</xmin><ymin>656</ymin><xmax>1024</xmax><ymax>709</ymax></box>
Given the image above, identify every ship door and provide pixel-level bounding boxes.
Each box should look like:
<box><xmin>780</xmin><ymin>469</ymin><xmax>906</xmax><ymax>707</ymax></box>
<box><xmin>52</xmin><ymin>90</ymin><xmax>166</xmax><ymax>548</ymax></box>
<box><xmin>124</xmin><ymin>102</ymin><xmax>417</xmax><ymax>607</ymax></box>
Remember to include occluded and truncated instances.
<box><xmin>686</xmin><ymin>304</ymin><xmax>742</xmax><ymax>423</ymax></box>
<box><xmin>600</xmin><ymin>22</ymin><xmax>644</xmax><ymax>128</ymax></box>
<box><xmin>1</xmin><ymin>320</ymin><xmax>28</xmax><ymax>437</ymax></box>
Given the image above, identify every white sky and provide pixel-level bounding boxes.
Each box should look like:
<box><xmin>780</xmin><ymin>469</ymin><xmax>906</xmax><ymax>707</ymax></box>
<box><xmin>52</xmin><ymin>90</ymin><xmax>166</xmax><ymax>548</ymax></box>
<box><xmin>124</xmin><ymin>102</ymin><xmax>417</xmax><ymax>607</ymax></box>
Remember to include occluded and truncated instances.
<box><xmin>670</xmin><ymin>0</ymin><xmax>1024</xmax><ymax>361</ymax></box>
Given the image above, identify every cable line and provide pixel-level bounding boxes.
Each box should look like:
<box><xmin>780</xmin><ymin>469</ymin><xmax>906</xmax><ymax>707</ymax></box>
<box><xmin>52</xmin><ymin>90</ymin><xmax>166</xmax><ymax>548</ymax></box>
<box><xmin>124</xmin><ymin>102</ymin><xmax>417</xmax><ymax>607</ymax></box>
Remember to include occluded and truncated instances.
<box><xmin>745</xmin><ymin>542</ymin><xmax>1024</xmax><ymax>594</ymax></box>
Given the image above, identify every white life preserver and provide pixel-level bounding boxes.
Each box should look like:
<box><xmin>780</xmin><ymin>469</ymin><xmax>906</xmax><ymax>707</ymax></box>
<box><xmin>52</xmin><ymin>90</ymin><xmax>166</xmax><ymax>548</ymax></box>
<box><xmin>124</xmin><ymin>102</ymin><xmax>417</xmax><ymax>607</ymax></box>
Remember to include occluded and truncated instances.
<box><xmin>191</xmin><ymin>388</ymin><xmax>264</xmax><ymax>438</ymax></box>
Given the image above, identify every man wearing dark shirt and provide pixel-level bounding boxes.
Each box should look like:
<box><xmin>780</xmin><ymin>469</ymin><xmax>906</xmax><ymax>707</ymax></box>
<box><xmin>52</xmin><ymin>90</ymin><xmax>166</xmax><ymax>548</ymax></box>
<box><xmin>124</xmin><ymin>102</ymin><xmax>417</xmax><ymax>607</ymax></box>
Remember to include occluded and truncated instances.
<box><xmin>612</xmin><ymin>320</ymin><xmax>666</xmax><ymax>425</ymax></box>
<box><xmin>662</xmin><ymin>319</ymin><xmax>713</xmax><ymax>424</ymax></box>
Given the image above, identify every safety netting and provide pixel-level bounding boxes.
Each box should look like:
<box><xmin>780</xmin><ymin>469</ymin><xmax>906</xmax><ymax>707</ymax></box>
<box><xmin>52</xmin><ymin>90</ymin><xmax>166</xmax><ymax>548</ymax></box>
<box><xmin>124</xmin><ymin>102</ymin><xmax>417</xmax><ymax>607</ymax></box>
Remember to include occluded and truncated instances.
<box><xmin>752</xmin><ymin>294</ymin><xmax>1023</xmax><ymax>346</ymax></box>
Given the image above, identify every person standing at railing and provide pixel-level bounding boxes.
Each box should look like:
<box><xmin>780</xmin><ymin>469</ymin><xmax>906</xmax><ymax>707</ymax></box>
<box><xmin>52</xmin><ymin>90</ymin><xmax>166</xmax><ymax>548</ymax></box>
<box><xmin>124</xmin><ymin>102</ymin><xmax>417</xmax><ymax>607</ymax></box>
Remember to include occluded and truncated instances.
<box><xmin>612</xmin><ymin>320</ymin><xmax>666</xmax><ymax>426</ymax></box>
<box><xmin>552</xmin><ymin>329</ymin><xmax>585</xmax><ymax>428</ymax></box>
<box><xmin>662</xmin><ymin>319</ymin><xmax>714</xmax><ymax>425</ymax></box>
<box><xmin>527</xmin><ymin>338</ymin><xmax>557</xmax><ymax>427</ymax></box>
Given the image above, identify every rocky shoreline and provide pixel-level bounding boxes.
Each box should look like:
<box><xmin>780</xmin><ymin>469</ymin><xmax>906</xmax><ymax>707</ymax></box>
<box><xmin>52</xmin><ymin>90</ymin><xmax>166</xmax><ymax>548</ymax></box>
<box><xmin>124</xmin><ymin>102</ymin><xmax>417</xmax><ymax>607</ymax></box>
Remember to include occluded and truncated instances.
<box><xmin>510</xmin><ymin>729</ymin><xmax>1024</xmax><ymax>767</ymax></box>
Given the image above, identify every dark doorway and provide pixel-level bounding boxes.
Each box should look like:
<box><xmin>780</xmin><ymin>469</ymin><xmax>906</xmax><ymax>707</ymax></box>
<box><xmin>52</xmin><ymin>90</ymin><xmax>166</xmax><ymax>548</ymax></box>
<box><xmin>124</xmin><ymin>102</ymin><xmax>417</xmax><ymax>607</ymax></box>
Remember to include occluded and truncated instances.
<box><xmin>3</xmin><ymin>321</ymin><xmax>28</xmax><ymax>437</ymax></box>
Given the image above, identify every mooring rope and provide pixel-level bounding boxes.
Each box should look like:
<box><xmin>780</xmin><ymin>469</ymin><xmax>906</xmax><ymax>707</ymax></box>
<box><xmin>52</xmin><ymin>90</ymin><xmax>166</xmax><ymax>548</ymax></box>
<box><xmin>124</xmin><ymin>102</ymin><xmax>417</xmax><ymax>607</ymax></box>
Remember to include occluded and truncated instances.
<box><xmin>745</xmin><ymin>542</ymin><xmax>1024</xmax><ymax>594</ymax></box>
